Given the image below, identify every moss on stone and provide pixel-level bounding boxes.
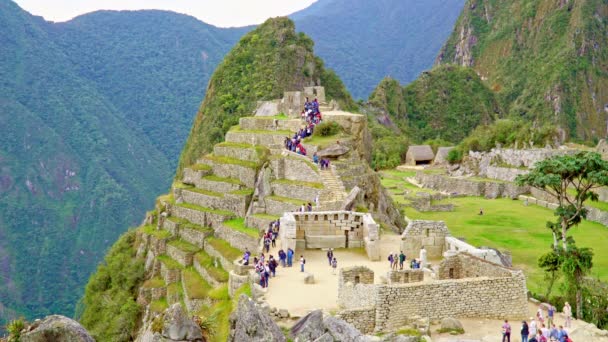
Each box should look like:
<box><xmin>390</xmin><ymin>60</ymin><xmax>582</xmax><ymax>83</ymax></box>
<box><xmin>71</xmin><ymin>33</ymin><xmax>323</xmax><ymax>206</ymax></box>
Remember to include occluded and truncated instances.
<box><xmin>229</xmin><ymin>188</ymin><xmax>254</xmax><ymax>196</ymax></box>
<box><xmin>203</xmin><ymin>154</ymin><xmax>259</xmax><ymax>170</ymax></box>
<box><xmin>194</xmin><ymin>250</ymin><xmax>230</xmax><ymax>283</ymax></box>
<box><xmin>267</xmin><ymin>195</ymin><xmax>305</xmax><ymax>205</ymax></box>
<box><xmin>140</xmin><ymin>225</ymin><xmax>172</xmax><ymax>239</ymax></box>
<box><xmin>190</xmin><ymin>164</ymin><xmax>212</xmax><ymax>171</ymax></box>
<box><xmin>167</xmin><ymin>239</ymin><xmax>200</xmax><ymax>254</ymax></box>
<box><xmin>142</xmin><ymin>277</ymin><xmax>165</xmax><ymax>289</ymax></box>
<box><xmin>176</xmin><ymin>202</ymin><xmax>235</xmax><ymax>217</ymax></box>
<box><xmin>150</xmin><ymin>298</ymin><xmax>169</xmax><ymax>313</ymax></box>
<box><xmin>223</xmin><ymin>218</ymin><xmax>259</xmax><ymax>238</ymax></box>
<box><xmin>157</xmin><ymin>254</ymin><xmax>184</xmax><ymax>270</ymax></box>
<box><xmin>206</xmin><ymin>237</ymin><xmax>242</xmax><ymax>261</ymax></box>
<box><xmin>202</xmin><ymin>175</ymin><xmax>244</xmax><ymax>185</ymax></box>
<box><xmin>272</xmin><ymin>178</ymin><xmax>324</xmax><ymax>189</ymax></box>
<box><xmin>183</xmin><ymin>267</ymin><xmax>211</xmax><ymax>299</ymax></box>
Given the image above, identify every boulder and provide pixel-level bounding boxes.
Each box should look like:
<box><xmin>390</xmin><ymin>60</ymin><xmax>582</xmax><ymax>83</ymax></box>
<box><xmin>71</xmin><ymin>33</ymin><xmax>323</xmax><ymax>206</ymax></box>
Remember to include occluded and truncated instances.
<box><xmin>313</xmin><ymin>333</ymin><xmax>335</xmax><ymax>342</ymax></box>
<box><xmin>162</xmin><ymin>304</ymin><xmax>203</xmax><ymax>341</ymax></box>
<box><xmin>290</xmin><ymin>310</ymin><xmax>325</xmax><ymax>341</ymax></box>
<box><xmin>569</xmin><ymin>322</ymin><xmax>608</xmax><ymax>341</ymax></box>
<box><xmin>278</xmin><ymin>309</ymin><xmax>290</xmax><ymax>319</ymax></box>
<box><xmin>229</xmin><ymin>295</ymin><xmax>285</xmax><ymax>342</ymax></box>
<box><xmin>341</xmin><ymin>186</ymin><xmax>362</xmax><ymax>211</ymax></box>
<box><xmin>392</xmin><ymin>336</ymin><xmax>419</xmax><ymax>342</ymax></box>
<box><xmin>440</xmin><ymin>317</ymin><xmax>464</xmax><ymax>332</ymax></box>
<box><xmin>324</xmin><ymin>316</ymin><xmax>363</xmax><ymax>341</ymax></box>
<box><xmin>21</xmin><ymin>316</ymin><xmax>94</xmax><ymax>342</ymax></box>
<box><xmin>317</xmin><ymin>144</ymin><xmax>350</xmax><ymax>158</ymax></box>
<box><xmin>304</xmin><ymin>273</ymin><xmax>315</xmax><ymax>284</ymax></box>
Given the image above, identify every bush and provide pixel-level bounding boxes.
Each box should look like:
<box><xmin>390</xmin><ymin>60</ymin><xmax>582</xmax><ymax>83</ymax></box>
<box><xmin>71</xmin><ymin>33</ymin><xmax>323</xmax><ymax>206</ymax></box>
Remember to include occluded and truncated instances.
<box><xmin>446</xmin><ymin>149</ymin><xmax>463</xmax><ymax>164</ymax></box>
<box><xmin>6</xmin><ymin>318</ymin><xmax>26</xmax><ymax>342</ymax></box>
<box><xmin>313</xmin><ymin>121</ymin><xmax>342</xmax><ymax>137</ymax></box>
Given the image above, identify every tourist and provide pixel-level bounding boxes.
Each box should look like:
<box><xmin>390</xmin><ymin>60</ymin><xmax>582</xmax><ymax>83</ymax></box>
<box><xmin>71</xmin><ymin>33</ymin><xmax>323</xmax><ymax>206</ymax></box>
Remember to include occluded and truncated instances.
<box><xmin>537</xmin><ymin>307</ymin><xmax>544</xmax><ymax>324</ymax></box>
<box><xmin>306</xmin><ymin>202</ymin><xmax>313</xmax><ymax>212</ymax></box>
<box><xmin>547</xmin><ymin>305</ymin><xmax>555</xmax><ymax>328</ymax></box>
<box><xmin>287</xmin><ymin>248</ymin><xmax>294</xmax><ymax>267</ymax></box>
<box><xmin>264</xmin><ymin>261</ymin><xmax>271</xmax><ymax>284</ymax></box>
<box><xmin>300</xmin><ymin>203</ymin><xmax>306</xmax><ymax>212</ymax></box>
<box><xmin>392</xmin><ymin>253</ymin><xmax>398</xmax><ymax>270</ymax></box>
<box><xmin>331</xmin><ymin>257</ymin><xmax>338</xmax><ymax>275</ymax></box>
<box><xmin>313</xmin><ymin>152</ymin><xmax>319</xmax><ymax>164</ymax></box>
<box><xmin>242</xmin><ymin>248</ymin><xmax>251</xmax><ymax>266</ymax></box>
<box><xmin>410</xmin><ymin>258</ymin><xmax>417</xmax><ymax>269</ymax></box>
<box><xmin>502</xmin><ymin>319</ymin><xmax>511</xmax><ymax>342</ymax></box>
<box><xmin>271</xmin><ymin>228</ymin><xmax>277</xmax><ymax>248</ymax></box>
<box><xmin>388</xmin><ymin>252</ymin><xmax>394</xmax><ymax>269</ymax></box>
<box><xmin>314</xmin><ymin>194</ymin><xmax>320</xmax><ymax>208</ymax></box>
<box><xmin>269</xmin><ymin>255</ymin><xmax>277</xmax><ymax>277</ymax></box>
<box><xmin>529</xmin><ymin>334</ymin><xmax>538</xmax><ymax>342</ymax></box>
<box><xmin>264</xmin><ymin>235</ymin><xmax>271</xmax><ymax>253</ymax></box>
<box><xmin>562</xmin><ymin>302</ymin><xmax>572</xmax><ymax>328</ymax></box>
<box><xmin>479</xmin><ymin>208</ymin><xmax>484</xmax><ymax>215</ymax></box>
<box><xmin>540</xmin><ymin>323</ymin><xmax>550</xmax><ymax>341</ymax></box>
<box><xmin>300</xmin><ymin>255</ymin><xmax>306</xmax><ymax>272</ymax></box>
<box><xmin>278</xmin><ymin>249</ymin><xmax>286</xmax><ymax>267</ymax></box>
<box><xmin>327</xmin><ymin>248</ymin><xmax>334</xmax><ymax>266</ymax></box>
<box><xmin>529</xmin><ymin>317</ymin><xmax>537</xmax><ymax>339</ymax></box>
<box><xmin>521</xmin><ymin>319</ymin><xmax>529</xmax><ymax>342</ymax></box>
<box><xmin>399</xmin><ymin>251</ymin><xmax>406</xmax><ymax>270</ymax></box>
<box><xmin>556</xmin><ymin>326</ymin><xmax>568</xmax><ymax>342</ymax></box>
<box><xmin>549</xmin><ymin>324</ymin><xmax>558</xmax><ymax>340</ymax></box>
<box><xmin>260</xmin><ymin>253</ymin><xmax>265</xmax><ymax>264</ymax></box>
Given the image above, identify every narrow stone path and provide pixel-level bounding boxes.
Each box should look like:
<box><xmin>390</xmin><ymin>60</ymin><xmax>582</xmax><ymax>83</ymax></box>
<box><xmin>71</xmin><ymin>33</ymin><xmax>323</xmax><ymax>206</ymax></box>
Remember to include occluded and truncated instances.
<box><xmin>319</xmin><ymin>168</ymin><xmax>348</xmax><ymax>208</ymax></box>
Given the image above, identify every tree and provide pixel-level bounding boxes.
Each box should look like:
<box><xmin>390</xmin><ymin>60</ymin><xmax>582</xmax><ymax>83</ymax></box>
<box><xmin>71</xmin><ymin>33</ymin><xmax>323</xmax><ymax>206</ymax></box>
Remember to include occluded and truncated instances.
<box><xmin>537</xmin><ymin>250</ymin><xmax>562</xmax><ymax>299</ymax></box>
<box><xmin>516</xmin><ymin>152</ymin><xmax>608</xmax><ymax>250</ymax></box>
<box><xmin>561</xmin><ymin>245</ymin><xmax>594</xmax><ymax>319</ymax></box>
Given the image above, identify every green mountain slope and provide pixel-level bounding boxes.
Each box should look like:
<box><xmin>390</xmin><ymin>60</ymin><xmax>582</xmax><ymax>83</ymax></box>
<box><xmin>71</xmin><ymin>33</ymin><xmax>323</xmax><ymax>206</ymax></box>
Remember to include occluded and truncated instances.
<box><xmin>436</xmin><ymin>0</ymin><xmax>608</xmax><ymax>141</ymax></box>
<box><xmin>368</xmin><ymin>65</ymin><xmax>500</xmax><ymax>145</ymax></box>
<box><xmin>292</xmin><ymin>0</ymin><xmax>466</xmax><ymax>99</ymax></box>
<box><xmin>177</xmin><ymin>17</ymin><xmax>355</xmax><ymax>173</ymax></box>
<box><xmin>0</xmin><ymin>1</ymin><xmax>170</xmax><ymax>324</ymax></box>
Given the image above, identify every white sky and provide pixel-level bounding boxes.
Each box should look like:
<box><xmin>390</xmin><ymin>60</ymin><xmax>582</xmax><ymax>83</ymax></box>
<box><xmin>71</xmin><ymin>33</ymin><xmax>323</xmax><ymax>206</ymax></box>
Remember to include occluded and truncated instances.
<box><xmin>12</xmin><ymin>0</ymin><xmax>318</xmax><ymax>27</ymax></box>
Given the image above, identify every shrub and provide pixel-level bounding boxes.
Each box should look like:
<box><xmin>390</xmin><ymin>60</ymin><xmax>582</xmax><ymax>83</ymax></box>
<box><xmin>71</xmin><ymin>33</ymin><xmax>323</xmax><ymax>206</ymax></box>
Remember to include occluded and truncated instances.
<box><xmin>446</xmin><ymin>149</ymin><xmax>463</xmax><ymax>164</ymax></box>
<box><xmin>313</xmin><ymin>121</ymin><xmax>342</xmax><ymax>137</ymax></box>
<box><xmin>6</xmin><ymin>318</ymin><xmax>26</xmax><ymax>342</ymax></box>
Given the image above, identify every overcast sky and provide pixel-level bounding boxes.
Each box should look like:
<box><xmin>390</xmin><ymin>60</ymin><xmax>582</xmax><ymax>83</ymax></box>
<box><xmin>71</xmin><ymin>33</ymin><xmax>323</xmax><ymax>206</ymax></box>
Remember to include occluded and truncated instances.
<box><xmin>13</xmin><ymin>0</ymin><xmax>318</xmax><ymax>27</ymax></box>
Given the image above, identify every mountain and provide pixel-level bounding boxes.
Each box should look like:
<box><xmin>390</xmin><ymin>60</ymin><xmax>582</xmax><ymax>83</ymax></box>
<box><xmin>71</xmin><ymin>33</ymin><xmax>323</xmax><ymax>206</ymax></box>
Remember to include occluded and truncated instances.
<box><xmin>369</xmin><ymin>65</ymin><xmax>501</xmax><ymax>144</ymax></box>
<box><xmin>292</xmin><ymin>0</ymin><xmax>466</xmax><ymax>99</ymax></box>
<box><xmin>177</xmin><ymin>17</ymin><xmax>355</xmax><ymax>173</ymax></box>
<box><xmin>0</xmin><ymin>3</ymin><xmax>244</xmax><ymax>326</ymax></box>
<box><xmin>436</xmin><ymin>0</ymin><xmax>608</xmax><ymax>141</ymax></box>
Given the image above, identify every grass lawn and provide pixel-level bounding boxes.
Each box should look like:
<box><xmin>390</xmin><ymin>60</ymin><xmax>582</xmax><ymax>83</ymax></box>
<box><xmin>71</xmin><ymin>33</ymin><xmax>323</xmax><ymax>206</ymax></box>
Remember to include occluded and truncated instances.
<box><xmin>405</xmin><ymin>197</ymin><xmax>608</xmax><ymax>294</ymax></box>
<box><xmin>223</xmin><ymin>218</ymin><xmax>259</xmax><ymax>238</ymax></box>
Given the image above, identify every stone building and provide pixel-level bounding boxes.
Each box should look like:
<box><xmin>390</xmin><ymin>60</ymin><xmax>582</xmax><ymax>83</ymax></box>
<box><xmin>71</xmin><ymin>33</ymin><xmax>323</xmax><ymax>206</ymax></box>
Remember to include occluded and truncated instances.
<box><xmin>405</xmin><ymin>145</ymin><xmax>435</xmax><ymax>165</ymax></box>
<box><xmin>433</xmin><ymin>146</ymin><xmax>454</xmax><ymax>165</ymax></box>
<box><xmin>400</xmin><ymin>220</ymin><xmax>449</xmax><ymax>260</ymax></box>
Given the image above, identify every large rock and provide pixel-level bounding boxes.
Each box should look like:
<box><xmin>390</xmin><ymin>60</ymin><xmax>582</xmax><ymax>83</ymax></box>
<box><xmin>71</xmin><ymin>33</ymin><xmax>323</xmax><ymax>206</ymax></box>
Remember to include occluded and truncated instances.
<box><xmin>162</xmin><ymin>304</ymin><xmax>203</xmax><ymax>341</ymax></box>
<box><xmin>440</xmin><ymin>317</ymin><xmax>464</xmax><ymax>332</ymax></box>
<box><xmin>21</xmin><ymin>315</ymin><xmax>94</xmax><ymax>342</ymax></box>
<box><xmin>569</xmin><ymin>322</ymin><xmax>608</xmax><ymax>342</ymax></box>
<box><xmin>230</xmin><ymin>295</ymin><xmax>286</xmax><ymax>342</ymax></box>
<box><xmin>317</xmin><ymin>144</ymin><xmax>350</xmax><ymax>158</ymax></box>
<box><xmin>324</xmin><ymin>316</ymin><xmax>364</xmax><ymax>341</ymax></box>
<box><xmin>291</xmin><ymin>310</ymin><xmax>326</xmax><ymax>341</ymax></box>
<box><xmin>303</xmin><ymin>273</ymin><xmax>315</xmax><ymax>284</ymax></box>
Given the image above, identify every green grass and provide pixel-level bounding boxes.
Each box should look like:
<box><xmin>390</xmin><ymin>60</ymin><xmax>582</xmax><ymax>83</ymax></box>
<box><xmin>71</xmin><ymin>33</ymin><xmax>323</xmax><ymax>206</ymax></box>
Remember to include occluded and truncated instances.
<box><xmin>585</xmin><ymin>199</ymin><xmax>608</xmax><ymax>212</ymax></box>
<box><xmin>272</xmin><ymin>178</ymin><xmax>324</xmax><ymax>189</ymax></box>
<box><xmin>167</xmin><ymin>239</ymin><xmax>200</xmax><ymax>254</ymax></box>
<box><xmin>167</xmin><ymin>216</ymin><xmax>189</xmax><ymax>225</ymax></box>
<box><xmin>176</xmin><ymin>202</ymin><xmax>235</xmax><ymax>217</ymax></box>
<box><xmin>405</xmin><ymin>197</ymin><xmax>608</xmax><ymax>294</ymax></box>
<box><xmin>150</xmin><ymin>298</ymin><xmax>169</xmax><ymax>313</ymax></box>
<box><xmin>228</xmin><ymin>125</ymin><xmax>292</xmax><ymax>136</ymax></box>
<box><xmin>183</xmin><ymin>186</ymin><xmax>224</xmax><ymax>198</ymax></box>
<box><xmin>181</xmin><ymin>222</ymin><xmax>213</xmax><ymax>234</ymax></box>
<box><xmin>167</xmin><ymin>282</ymin><xmax>183</xmax><ymax>301</ymax></box>
<box><xmin>190</xmin><ymin>163</ymin><xmax>212</xmax><ymax>171</ymax></box>
<box><xmin>251</xmin><ymin>213</ymin><xmax>280</xmax><ymax>220</ymax></box>
<box><xmin>195</xmin><ymin>251</ymin><xmax>230</xmax><ymax>283</ymax></box>
<box><xmin>157</xmin><ymin>193</ymin><xmax>175</xmax><ymax>205</ymax></box>
<box><xmin>214</xmin><ymin>142</ymin><xmax>270</xmax><ymax>158</ymax></box>
<box><xmin>203</xmin><ymin>154</ymin><xmax>259</xmax><ymax>169</ymax></box>
<box><xmin>202</xmin><ymin>175</ymin><xmax>243</xmax><ymax>185</ymax></box>
<box><xmin>206</xmin><ymin>237</ymin><xmax>243</xmax><ymax>262</ymax></box>
<box><xmin>303</xmin><ymin>134</ymin><xmax>349</xmax><ymax>149</ymax></box>
<box><xmin>183</xmin><ymin>267</ymin><xmax>211</xmax><ymax>299</ymax></box>
<box><xmin>230</xmin><ymin>188</ymin><xmax>254</xmax><ymax>196</ymax></box>
<box><xmin>208</xmin><ymin>284</ymin><xmax>230</xmax><ymax>300</ymax></box>
<box><xmin>140</xmin><ymin>225</ymin><xmax>172</xmax><ymax>239</ymax></box>
<box><xmin>142</xmin><ymin>277</ymin><xmax>165</xmax><ymax>289</ymax></box>
<box><xmin>157</xmin><ymin>254</ymin><xmax>184</xmax><ymax>270</ymax></box>
<box><xmin>172</xmin><ymin>181</ymin><xmax>194</xmax><ymax>190</ymax></box>
<box><xmin>223</xmin><ymin>218</ymin><xmax>260</xmax><ymax>238</ymax></box>
<box><xmin>396</xmin><ymin>328</ymin><xmax>421</xmax><ymax>336</ymax></box>
<box><xmin>267</xmin><ymin>195</ymin><xmax>305</xmax><ymax>205</ymax></box>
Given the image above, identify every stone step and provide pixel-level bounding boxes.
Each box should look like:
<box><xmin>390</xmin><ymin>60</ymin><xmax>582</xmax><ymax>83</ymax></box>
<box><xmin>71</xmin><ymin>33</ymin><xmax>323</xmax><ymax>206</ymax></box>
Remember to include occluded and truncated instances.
<box><xmin>239</xmin><ymin>116</ymin><xmax>303</xmax><ymax>132</ymax></box>
<box><xmin>182</xmin><ymin>164</ymin><xmax>212</xmax><ymax>186</ymax></box>
<box><xmin>194</xmin><ymin>250</ymin><xmax>230</xmax><ymax>287</ymax></box>
<box><xmin>198</xmin><ymin>155</ymin><xmax>259</xmax><ymax>188</ymax></box>
<box><xmin>171</xmin><ymin>203</ymin><xmax>236</xmax><ymax>229</ymax></box>
<box><xmin>166</xmin><ymin>239</ymin><xmax>200</xmax><ymax>267</ymax></box>
<box><xmin>175</xmin><ymin>186</ymin><xmax>251</xmax><ymax>217</ymax></box>
<box><xmin>213</xmin><ymin>142</ymin><xmax>269</xmax><ymax>163</ymax></box>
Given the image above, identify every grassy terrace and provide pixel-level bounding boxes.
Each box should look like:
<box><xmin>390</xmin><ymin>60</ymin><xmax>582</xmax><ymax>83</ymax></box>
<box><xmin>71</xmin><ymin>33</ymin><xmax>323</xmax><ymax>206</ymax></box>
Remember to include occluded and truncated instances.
<box><xmin>142</xmin><ymin>277</ymin><xmax>165</xmax><ymax>289</ymax></box>
<box><xmin>195</xmin><ymin>250</ymin><xmax>230</xmax><ymax>283</ymax></box>
<box><xmin>157</xmin><ymin>254</ymin><xmax>184</xmax><ymax>270</ymax></box>
<box><xmin>150</xmin><ymin>298</ymin><xmax>169</xmax><ymax>313</ymax></box>
<box><xmin>229</xmin><ymin>188</ymin><xmax>254</xmax><ymax>196</ymax></box>
<box><xmin>196</xmin><ymin>284</ymin><xmax>251</xmax><ymax>342</ymax></box>
<box><xmin>190</xmin><ymin>163</ymin><xmax>212</xmax><ymax>171</ymax></box>
<box><xmin>157</xmin><ymin>193</ymin><xmax>175</xmax><ymax>205</ymax></box>
<box><xmin>272</xmin><ymin>178</ymin><xmax>324</xmax><ymax>189</ymax></box>
<box><xmin>250</xmin><ymin>213</ymin><xmax>280</xmax><ymax>221</ymax></box>
<box><xmin>228</xmin><ymin>125</ymin><xmax>292</xmax><ymax>136</ymax></box>
<box><xmin>167</xmin><ymin>239</ymin><xmax>200</xmax><ymax>254</ymax></box>
<box><xmin>181</xmin><ymin>185</ymin><xmax>225</xmax><ymax>198</ymax></box>
<box><xmin>303</xmin><ymin>134</ymin><xmax>350</xmax><ymax>149</ymax></box>
<box><xmin>267</xmin><ymin>195</ymin><xmax>305</xmax><ymax>205</ymax></box>
<box><xmin>405</xmin><ymin>196</ymin><xmax>608</xmax><ymax>294</ymax></box>
<box><xmin>206</xmin><ymin>237</ymin><xmax>242</xmax><ymax>262</ymax></box>
<box><xmin>223</xmin><ymin>218</ymin><xmax>260</xmax><ymax>238</ymax></box>
<box><xmin>176</xmin><ymin>202</ymin><xmax>235</xmax><ymax>217</ymax></box>
<box><xmin>215</xmin><ymin>141</ymin><xmax>270</xmax><ymax>156</ymax></box>
<box><xmin>183</xmin><ymin>267</ymin><xmax>212</xmax><ymax>299</ymax></box>
<box><xmin>203</xmin><ymin>154</ymin><xmax>259</xmax><ymax>169</ymax></box>
<box><xmin>269</xmin><ymin>154</ymin><xmax>319</xmax><ymax>172</ymax></box>
<box><xmin>202</xmin><ymin>175</ymin><xmax>243</xmax><ymax>185</ymax></box>
<box><xmin>140</xmin><ymin>225</ymin><xmax>172</xmax><ymax>239</ymax></box>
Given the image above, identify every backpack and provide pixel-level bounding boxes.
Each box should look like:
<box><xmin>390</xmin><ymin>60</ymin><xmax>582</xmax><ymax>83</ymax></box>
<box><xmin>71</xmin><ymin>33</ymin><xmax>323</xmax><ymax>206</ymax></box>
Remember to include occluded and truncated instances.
<box><xmin>303</xmin><ymin>259</ymin><xmax>306</xmax><ymax>264</ymax></box>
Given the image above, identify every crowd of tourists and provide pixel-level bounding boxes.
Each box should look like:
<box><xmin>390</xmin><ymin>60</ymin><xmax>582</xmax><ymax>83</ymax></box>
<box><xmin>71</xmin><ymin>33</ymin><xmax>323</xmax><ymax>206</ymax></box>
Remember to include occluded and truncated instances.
<box><xmin>387</xmin><ymin>251</ymin><xmax>423</xmax><ymax>270</ymax></box>
<box><xmin>284</xmin><ymin>97</ymin><xmax>324</xmax><ymax>156</ymax></box>
<box><xmin>501</xmin><ymin>302</ymin><xmax>573</xmax><ymax>342</ymax></box>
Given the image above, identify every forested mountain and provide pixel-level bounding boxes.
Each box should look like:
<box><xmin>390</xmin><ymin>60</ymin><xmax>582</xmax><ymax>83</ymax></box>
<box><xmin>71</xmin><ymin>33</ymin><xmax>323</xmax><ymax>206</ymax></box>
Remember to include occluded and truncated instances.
<box><xmin>292</xmin><ymin>0</ymin><xmax>466</xmax><ymax>99</ymax></box>
<box><xmin>437</xmin><ymin>0</ymin><xmax>608</xmax><ymax>141</ymax></box>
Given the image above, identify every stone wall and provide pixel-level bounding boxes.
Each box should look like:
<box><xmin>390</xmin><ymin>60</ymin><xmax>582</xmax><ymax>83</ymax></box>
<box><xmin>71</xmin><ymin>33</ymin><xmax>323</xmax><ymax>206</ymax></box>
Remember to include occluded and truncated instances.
<box><xmin>400</xmin><ymin>220</ymin><xmax>449</xmax><ymax>260</ymax></box>
<box><xmin>208</xmin><ymin>161</ymin><xmax>258</xmax><ymax>189</ymax></box>
<box><xmin>523</xmin><ymin>189</ymin><xmax>608</xmax><ymax>226</ymax></box>
<box><xmin>239</xmin><ymin>117</ymin><xmax>302</xmax><ymax>133</ymax></box>
<box><xmin>340</xmin><ymin>266</ymin><xmax>374</xmax><ymax>285</ymax></box>
<box><xmin>386</xmin><ymin>270</ymin><xmax>424</xmax><ymax>284</ymax></box>
<box><xmin>336</xmin><ymin>308</ymin><xmax>376</xmax><ymax>334</ymax></box>
<box><xmin>270</xmin><ymin>181</ymin><xmax>321</xmax><ymax>202</ymax></box>
<box><xmin>228</xmin><ymin>271</ymin><xmax>249</xmax><ymax>297</ymax></box>
<box><xmin>182</xmin><ymin>167</ymin><xmax>211</xmax><ymax>187</ymax></box>
<box><xmin>485</xmin><ymin>166</ymin><xmax>529</xmax><ymax>182</ymax></box>
<box><xmin>177</xmin><ymin>188</ymin><xmax>250</xmax><ymax>217</ymax></box>
<box><xmin>170</xmin><ymin>204</ymin><xmax>233</xmax><ymax>229</ymax></box>
<box><xmin>215</xmin><ymin>223</ymin><xmax>260</xmax><ymax>253</ymax></box>
<box><xmin>213</xmin><ymin>144</ymin><xmax>262</xmax><ymax>163</ymax></box>
<box><xmin>438</xmin><ymin>253</ymin><xmax>513</xmax><ymax>279</ymax></box>
<box><xmin>270</xmin><ymin>155</ymin><xmax>321</xmax><ymax>183</ymax></box>
<box><xmin>444</xmin><ymin>237</ymin><xmax>504</xmax><ymax>265</ymax></box>
<box><xmin>415</xmin><ymin>172</ymin><xmax>529</xmax><ymax>199</ymax></box>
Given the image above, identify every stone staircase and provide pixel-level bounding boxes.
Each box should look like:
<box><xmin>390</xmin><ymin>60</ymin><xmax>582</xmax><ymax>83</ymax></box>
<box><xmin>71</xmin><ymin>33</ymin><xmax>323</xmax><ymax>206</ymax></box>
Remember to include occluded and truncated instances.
<box><xmin>319</xmin><ymin>167</ymin><xmax>348</xmax><ymax>209</ymax></box>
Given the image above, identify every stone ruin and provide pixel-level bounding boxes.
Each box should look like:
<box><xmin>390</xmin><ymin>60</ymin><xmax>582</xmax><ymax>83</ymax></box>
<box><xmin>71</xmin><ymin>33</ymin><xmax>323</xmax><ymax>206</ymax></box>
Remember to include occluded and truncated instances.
<box><xmin>254</xmin><ymin>86</ymin><xmax>336</xmax><ymax>118</ymax></box>
<box><xmin>279</xmin><ymin>210</ymin><xmax>381</xmax><ymax>261</ymax></box>
<box><xmin>336</xmin><ymin>254</ymin><xmax>528</xmax><ymax>334</ymax></box>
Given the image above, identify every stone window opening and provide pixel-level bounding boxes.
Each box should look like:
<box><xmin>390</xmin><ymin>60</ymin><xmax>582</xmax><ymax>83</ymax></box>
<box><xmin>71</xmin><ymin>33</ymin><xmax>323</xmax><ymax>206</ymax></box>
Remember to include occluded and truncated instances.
<box><xmin>426</xmin><ymin>228</ymin><xmax>430</xmax><ymax>237</ymax></box>
<box><xmin>449</xmin><ymin>268</ymin><xmax>454</xmax><ymax>279</ymax></box>
<box><xmin>354</xmin><ymin>275</ymin><xmax>360</xmax><ymax>284</ymax></box>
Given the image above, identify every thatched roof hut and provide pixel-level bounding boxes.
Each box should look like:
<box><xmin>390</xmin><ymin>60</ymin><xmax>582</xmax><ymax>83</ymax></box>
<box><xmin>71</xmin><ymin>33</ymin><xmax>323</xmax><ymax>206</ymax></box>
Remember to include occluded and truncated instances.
<box><xmin>405</xmin><ymin>145</ymin><xmax>435</xmax><ymax>165</ymax></box>
<box><xmin>434</xmin><ymin>146</ymin><xmax>455</xmax><ymax>165</ymax></box>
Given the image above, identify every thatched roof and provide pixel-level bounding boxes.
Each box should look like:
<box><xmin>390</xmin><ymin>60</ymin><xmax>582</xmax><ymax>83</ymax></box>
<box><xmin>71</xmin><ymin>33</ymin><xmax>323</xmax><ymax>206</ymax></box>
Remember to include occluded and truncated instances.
<box><xmin>406</xmin><ymin>145</ymin><xmax>435</xmax><ymax>161</ymax></box>
<box><xmin>434</xmin><ymin>146</ymin><xmax>455</xmax><ymax>164</ymax></box>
